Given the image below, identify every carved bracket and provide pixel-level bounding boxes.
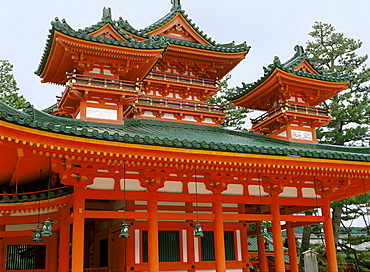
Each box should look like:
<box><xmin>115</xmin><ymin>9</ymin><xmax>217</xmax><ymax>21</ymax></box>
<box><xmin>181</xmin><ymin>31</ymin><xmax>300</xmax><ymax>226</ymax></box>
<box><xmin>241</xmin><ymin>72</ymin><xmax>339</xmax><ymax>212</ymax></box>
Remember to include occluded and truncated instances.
<box><xmin>51</xmin><ymin>158</ymin><xmax>97</xmax><ymax>188</ymax></box>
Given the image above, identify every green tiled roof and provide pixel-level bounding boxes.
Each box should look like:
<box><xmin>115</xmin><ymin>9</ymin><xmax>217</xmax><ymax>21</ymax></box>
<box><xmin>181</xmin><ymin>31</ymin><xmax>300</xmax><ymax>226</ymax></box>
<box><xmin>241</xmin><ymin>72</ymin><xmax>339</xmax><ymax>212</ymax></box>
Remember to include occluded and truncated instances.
<box><xmin>137</xmin><ymin>1</ymin><xmax>250</xmax><ymax>52</ymax></box>
<box><xmin>34</xmin><ymin>13</ymin><xmax>169</xmax><ymax>77</ymax></box>
<box><xmin>0</xmin><ymin>186</ymin><xmax>73</xmax><ymax>204</ymax></box>
<box><xmin>140</xmin><ymin>0</ymin><xmax>215</xmax><ymax>45</ymax></box>
<box><xmin>1</xmin><ymin>101</ymin><xmax>369</xmax><ymax>162</ymax></box>
<box><xmin>228</xmin><ymin>45</ymin><xmax>352</xmax><ymax>101</ymax></box>
<box><xmin>35</xmin><ymin>4</ymin><xmax>250</xmax><ymax>76</ymax></box>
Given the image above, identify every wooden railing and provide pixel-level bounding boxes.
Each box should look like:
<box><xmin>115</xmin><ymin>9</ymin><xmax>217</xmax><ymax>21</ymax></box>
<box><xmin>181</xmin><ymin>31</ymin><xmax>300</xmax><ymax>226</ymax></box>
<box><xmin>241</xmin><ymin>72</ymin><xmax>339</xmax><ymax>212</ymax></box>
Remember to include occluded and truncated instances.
<box><xmin>69</xmin><ymin>268</ymin><xmax>107</xmax><ymax>272</ymax></box>
<box><xmin>137</xmin><ymin>97</ymin><xmax>225</xmax><ymax>113</ymax></box>
<box><xmin>251</xmin><ymin>103</ymin><xmax>330</xmax><ymax>126</ymax></box>
<box><xmin>66</xmin><ymin>73</ymin><xmax>137</xmax><ymax>91</ymax></box>
<box><xmin>147</xmin><ymin>72</ymin><xmax>216</xmax><ymax>87</ymax></box>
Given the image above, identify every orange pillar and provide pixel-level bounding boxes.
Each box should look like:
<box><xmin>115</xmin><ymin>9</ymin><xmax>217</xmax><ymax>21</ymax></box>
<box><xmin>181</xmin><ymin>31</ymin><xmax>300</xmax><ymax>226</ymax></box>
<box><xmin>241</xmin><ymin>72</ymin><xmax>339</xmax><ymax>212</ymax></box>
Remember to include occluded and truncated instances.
<box><xmin>58</xmin><ymin>208</ymin><xmax>70</xmax><ymax>272</ymax></box>
<box><xmin>0</xmin><ymin>224</ymin><xmax>5</xmax><ymax>271</ymax></box>
<box><xmin>213</xmin><ymin>193</ymin><xmax>226</xmax><ymax>272</ymax></box>
<box><xmin>240</xmin><ymin>226</ymin><xmax>250</xmax><ymax>272</ymax></box>
<box><xmin>256</xmin><ymin>221</ymin><xmax>269</xmax><ymax>272</ymax></box>
<box><xmin>322</xmin><ymin>198</ymin><xmax>338</xmax><ymax>272</ymax></box>
<box><xmin>185</xmin><ymin>202</ymin><xmax>195</xmax><ymax>271</ymax></box>
<box><xmin>71</xmin><ymin>188</ymin><xmax>85</xmax><ymax>272</ymax></box>
<box><xmin>148</xmin><ymin>190</ymin><xmax>159</xmax><ymax>272</ymax></box>
<box><xmin>286</xmin><ymin>222</ymin><xmax>298</xmax><ymax>272</ymax></box>
<box><xmin>49</xmin><ymin>234</ymin><xmax>58</xmax><ymax>272</ymax></box>
<box><xmin>239</xmin><ymin>204</ymin><xmax>250</xmax><ymax>272</ymax></box>
<box><xmin>271</xmin><ymin>196</ymin><xmax>285</xmax><ymax>271</ymax></box>
<box><xmin>126</xmin><ymin>201</ymin><xmax>136</xmax><ymax>271</ymax></box>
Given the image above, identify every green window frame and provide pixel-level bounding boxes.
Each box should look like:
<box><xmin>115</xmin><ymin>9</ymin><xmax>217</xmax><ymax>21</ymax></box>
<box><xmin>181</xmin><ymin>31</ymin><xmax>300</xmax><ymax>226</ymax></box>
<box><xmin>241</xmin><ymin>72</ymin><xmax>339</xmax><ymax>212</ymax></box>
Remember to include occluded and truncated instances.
<box><xmin>201</xmin><ymin>231</ymin><xmax>235</xmax><ymax>261</ymax></box>
<box><xmin>142</xmin><ymin>230</ymin><xmax>181</xmax><ymax>262</ymax></box>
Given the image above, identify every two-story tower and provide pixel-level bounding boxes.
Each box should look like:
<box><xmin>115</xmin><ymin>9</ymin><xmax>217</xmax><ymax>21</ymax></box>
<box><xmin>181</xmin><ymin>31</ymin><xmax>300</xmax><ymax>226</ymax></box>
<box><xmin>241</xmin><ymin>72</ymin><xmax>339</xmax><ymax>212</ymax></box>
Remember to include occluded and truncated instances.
<box><xmin>229</xmin><ymin>46</ymin><xmax>351</xmax><ymax>143</ymax></box>
<box><xmin>36</xmin><ymin>2</ymin><xmax>249</xmax><ymax>126</ymax></box>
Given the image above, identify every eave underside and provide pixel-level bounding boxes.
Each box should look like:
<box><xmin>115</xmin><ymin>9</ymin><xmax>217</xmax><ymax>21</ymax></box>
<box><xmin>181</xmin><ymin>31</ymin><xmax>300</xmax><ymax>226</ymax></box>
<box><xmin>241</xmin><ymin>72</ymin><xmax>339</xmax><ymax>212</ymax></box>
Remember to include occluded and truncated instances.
<box><xmin>0</xmin><ymin>122</ymin><xmax>369</xmax><ymax>203</ymax></box>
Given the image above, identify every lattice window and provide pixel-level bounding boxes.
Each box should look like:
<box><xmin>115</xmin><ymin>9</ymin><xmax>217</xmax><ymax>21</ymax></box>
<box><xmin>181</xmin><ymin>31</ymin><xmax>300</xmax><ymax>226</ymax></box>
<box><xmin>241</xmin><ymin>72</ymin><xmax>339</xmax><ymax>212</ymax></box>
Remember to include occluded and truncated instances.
<box><xmin>142</xmin><ymin>230</ymin><xmax>180</xmax><ymax>262</ymax></box>
<box><xmin>6</xmin><ymin>245</ymin><xmax>46</xmax><ymax>270</ymax></box>
<box><xmin>201</xmin><ymin>231</ymin><xmax>235</xmax><ymax>261</ymax></box>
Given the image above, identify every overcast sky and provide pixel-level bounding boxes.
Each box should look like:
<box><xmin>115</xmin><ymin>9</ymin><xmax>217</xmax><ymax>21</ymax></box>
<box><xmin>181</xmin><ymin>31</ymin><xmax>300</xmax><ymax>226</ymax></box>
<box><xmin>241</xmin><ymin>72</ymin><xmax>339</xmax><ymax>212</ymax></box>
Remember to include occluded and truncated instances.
<box><xmin>1</xmin><ymin>1</ymin><xmax>369</xmax><ymax>226</ymax></box>
<box><xmin>1</xmin><ymin>0</ymin><xmax>369</xmax><ymax>110</ymax></box>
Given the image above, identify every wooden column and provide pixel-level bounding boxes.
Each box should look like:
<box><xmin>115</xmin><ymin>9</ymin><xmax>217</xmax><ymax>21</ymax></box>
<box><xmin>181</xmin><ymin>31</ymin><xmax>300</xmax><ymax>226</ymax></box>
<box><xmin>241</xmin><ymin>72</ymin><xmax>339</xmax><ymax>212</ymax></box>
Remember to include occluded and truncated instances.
<box><xmin>71</xmin><ymin>188</ymin><xmax>85</xmax><ymax>272</ymax></box>
<box><xmin>49</xmin><ymin>234</ymin><xmax>58</xmax><ymax>272</ymax></box>
<box><xmin>286</xmin><ymin>221</ymin><xmax>299</xmax><ymax>272</ymax></box>
<box><xmin>58</xmin><ymin>208</ymin><xmax>70</xmax><ymax>272</ymax></box>
<box><xmin>238</xmin><ymin>204</ymin><xmax>250</xmax><ymax>272</ymax></box>
<box><xmin>213</xmin><ymin>193</ymin><xmax>226</xmax><ymax>272</ymax></box>
<box><xmin>322</xmin><ymin>198</ymin><xmax>338</xmax><ymax>271</ymax></box>
<box><xmin>148</xmin><ymin>190</ymin><xmax>159</xmax><ymax>272</ymax></box>
<box><xmin>271</xmin><ymin>196</ymin><xmax>285</xmax><ymax>271</ymax></box>
<box><xmin>256</xmin><ymin>221</ymin><xmax>269</xmax><ymax>272</ymax></box>
<box><xmin>126</xmin><ymin>200</ymin><xmax>136</xmax><ymax>271</ymax></box>
<box><xmin>0</xmin><ymin>224</ymin><xmax>5</xmax><ymax>271</ymax></box>
<box><xmin>240</xmin><ymin>226</ymin><xmax>250</xmax><ymax>272</ymax></box>
<box><xmin>185</xmin><ymin>202</ymin><xmax>195</xmax><ymax>271</ymax></box>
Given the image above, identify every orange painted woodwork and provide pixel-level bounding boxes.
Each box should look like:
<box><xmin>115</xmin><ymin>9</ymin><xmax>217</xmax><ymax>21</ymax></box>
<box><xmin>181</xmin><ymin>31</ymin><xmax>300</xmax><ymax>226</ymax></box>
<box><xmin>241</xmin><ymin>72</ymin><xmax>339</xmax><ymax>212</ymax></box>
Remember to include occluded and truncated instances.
<box><xmin>230</xmin><ymin>47</ymin><xmax>351</xmax><ymax>143</ymax></box>
<box><xmin>0</xmin><ymin>2</ymin><xmax>369</xmax><ymax>272</ymax></box>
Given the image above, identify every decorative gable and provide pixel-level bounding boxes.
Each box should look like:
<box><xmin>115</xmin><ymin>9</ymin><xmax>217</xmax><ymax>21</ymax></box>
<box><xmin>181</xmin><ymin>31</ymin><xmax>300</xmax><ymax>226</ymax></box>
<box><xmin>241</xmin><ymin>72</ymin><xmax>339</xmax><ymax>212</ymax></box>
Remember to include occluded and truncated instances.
<box><xmin>148</xmin><ymin>14</ymin><xmax>211</xmax><ymax>45</ymax></box>
<box><xmin>89</xmin><ymin>24</ymin><xmax>127</xmax><ymax>42</ymax></box>
<box><xmin>294</xmin><ymin>60</ymin><xmax>319</xmax><ymax>74</ymax></box>
<box><xmin>161</xmin><ymin>23</ymin><xmax>197</xmax><ymax>42</ymax></box>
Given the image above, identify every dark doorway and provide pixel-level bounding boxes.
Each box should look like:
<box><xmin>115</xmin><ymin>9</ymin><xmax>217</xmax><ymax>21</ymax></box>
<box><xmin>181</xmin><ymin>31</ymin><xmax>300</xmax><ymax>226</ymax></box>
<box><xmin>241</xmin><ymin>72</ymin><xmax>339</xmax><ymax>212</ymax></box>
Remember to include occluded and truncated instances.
<box><xmin>100</xmin><ymin>238</ymin><xmax>108</xmax><ymax>267</ymax></box>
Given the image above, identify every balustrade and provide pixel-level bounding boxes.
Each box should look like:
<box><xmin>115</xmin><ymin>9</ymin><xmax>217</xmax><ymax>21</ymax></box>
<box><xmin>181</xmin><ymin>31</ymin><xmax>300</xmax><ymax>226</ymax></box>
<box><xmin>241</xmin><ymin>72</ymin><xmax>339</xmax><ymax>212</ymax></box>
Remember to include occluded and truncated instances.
<box><xmin>66</xmin><ymin>73</ymin><xmax>137</xmax><ymax>91</ymax></box>
<box><xmin>147</xmin><ymin>72</ymin><xmax>216</xmax><ymax>87</ymax></box>
<box><xmin>251</xmin><ymin>103</ymin><xmax>330</xmax><ymax>126</ymax></box>
<box><xmin>137</xmin><ymin>97</ymin><xmax>224</xmax><ymax>113</ymax></box>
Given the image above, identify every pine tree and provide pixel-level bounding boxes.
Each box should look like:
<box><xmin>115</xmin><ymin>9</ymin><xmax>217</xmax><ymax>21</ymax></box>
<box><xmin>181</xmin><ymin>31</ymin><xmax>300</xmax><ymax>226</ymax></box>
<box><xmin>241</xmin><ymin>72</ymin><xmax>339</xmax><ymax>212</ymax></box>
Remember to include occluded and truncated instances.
<box><xmin>306</xmin><ymin>22</ymin><xmax>370</xmax><ymax>146</ymax></box>
<box><xmin>207</xmin><ymin>74</ymin><xmax>250</xmax><ymax>130</ymax></box>
<box><xmin>0</xmin><ymin>60</ymin><xmax>27</xmax><ymax>109</ymax></box>
<box><xmin>305</xmin><ymin>22</ymin><xmax>370</xmax><ymax>270</ymax></box>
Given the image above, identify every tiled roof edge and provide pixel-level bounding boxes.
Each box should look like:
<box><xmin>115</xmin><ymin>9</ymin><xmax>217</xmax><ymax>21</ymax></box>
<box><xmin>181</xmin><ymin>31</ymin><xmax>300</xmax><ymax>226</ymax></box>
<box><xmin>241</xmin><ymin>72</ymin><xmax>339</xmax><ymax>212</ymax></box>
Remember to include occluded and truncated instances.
<box><xmin>228</xmin><ymin>45</ymin><xmax>353</xmax><ymax>101</ymax></box>
<box><xmin>0</xmin><ymin>186</ymin><xmax>73</xmax><ymax>204</ymax></box>
<box><xmin>34</xmin><ymin>17</ymin><xmax>169</xmax><ymax>76</ymax></box>
<box><xmin>0</xmin><ymin>101</ymin><xmax>368</xmax><ymax>162</ymax></box>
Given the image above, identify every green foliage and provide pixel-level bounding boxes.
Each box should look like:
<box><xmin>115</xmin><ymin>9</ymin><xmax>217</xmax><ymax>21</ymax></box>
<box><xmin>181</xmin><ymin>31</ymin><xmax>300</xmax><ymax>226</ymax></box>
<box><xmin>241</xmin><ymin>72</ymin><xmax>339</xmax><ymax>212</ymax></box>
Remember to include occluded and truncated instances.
<box><xmin>306</xmin><ymin>22</ymin><xmax>370</xmax><ymax>146</ymax></box>
<box><xmin>206</xmin><ymin>74</ymin><xmax>250</xmax><ymax>130</ymax></box>
<box><xmin>303</xmin><ymin>22</ymin><xmax>370</xmax><ymax>270</ymax></box>
<box><xmin>0</xmin><ymin>60</ymin><xmax>27</xmax><ymax>109</ymax></box>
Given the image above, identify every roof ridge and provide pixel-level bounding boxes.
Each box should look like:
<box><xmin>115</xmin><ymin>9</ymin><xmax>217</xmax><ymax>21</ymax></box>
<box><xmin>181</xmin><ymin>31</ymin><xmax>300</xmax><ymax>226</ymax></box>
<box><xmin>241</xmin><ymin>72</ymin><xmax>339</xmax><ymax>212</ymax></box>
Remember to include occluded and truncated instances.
<box><xmin>228</xmin><ymin>45</ymin><xmax>353</xmax><ymax>101</ymax></box>
<box><xmin>0</xmin><ymin>101</ymin><xmax>368</xmax><ymax>162</ymax></box>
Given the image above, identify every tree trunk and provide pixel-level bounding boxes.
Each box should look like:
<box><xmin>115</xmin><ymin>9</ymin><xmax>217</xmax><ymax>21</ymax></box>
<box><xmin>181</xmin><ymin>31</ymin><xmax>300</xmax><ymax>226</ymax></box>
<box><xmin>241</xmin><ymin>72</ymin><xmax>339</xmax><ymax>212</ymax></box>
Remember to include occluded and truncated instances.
<box><xmin>299</xmin><ymin>225</ymin><xmax>312</xmax><ymax>271</ymax></box>
<box><xmin>332</xmin><ymin>204</ymin><xmax>343</xmax><ymax>248</ymax></box>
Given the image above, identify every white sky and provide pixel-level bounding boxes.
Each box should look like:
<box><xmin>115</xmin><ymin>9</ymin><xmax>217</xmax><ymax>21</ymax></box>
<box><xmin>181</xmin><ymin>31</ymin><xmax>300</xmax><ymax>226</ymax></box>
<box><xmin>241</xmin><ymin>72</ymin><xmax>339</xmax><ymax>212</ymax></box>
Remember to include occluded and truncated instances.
<box><xmin>1</xmin><ymin>0</ymin><xmax>369</xmax><ymax>109</ymax></box>
<box><xmin>0</xmin><ymin>1</ymin><xmax>369</xmax><ymax>227</ymax></box>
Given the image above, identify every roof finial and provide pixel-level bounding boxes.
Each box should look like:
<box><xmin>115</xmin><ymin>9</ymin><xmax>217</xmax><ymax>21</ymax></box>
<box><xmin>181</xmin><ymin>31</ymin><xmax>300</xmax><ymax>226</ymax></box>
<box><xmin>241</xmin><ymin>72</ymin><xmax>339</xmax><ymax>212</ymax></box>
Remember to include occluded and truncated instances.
<box><xmin>102</xmin><ymin>7</ymin><xmax>112</xmax><ymax>21</ymax></box>
<box><xmin>171</xmin><ymin>0</ymin><xmax>182</xmax><ymax>11</ymax></box>
<box><xmin>294</xmin><ymin>45</ymin><xmax>305</xmax><ymax>56</ymax></box>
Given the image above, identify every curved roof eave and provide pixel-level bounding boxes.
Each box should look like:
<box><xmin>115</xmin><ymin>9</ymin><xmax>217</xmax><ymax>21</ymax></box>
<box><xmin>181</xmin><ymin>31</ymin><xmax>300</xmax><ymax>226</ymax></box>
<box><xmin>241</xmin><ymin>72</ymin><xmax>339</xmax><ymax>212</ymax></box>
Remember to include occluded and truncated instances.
<box><xmin>35</xmin><ymin>17</ymin><xmax>169</xmax><ymax>77</ymax></box>
<box><xmin>228</xmin><ymin>45</ymin><xmax>353</xmax><ymax>102</ymax></box>
<box><xmin>0</xmin><ymin>101</ymin><xmax>369</xmax><ymax>163</ymax></box>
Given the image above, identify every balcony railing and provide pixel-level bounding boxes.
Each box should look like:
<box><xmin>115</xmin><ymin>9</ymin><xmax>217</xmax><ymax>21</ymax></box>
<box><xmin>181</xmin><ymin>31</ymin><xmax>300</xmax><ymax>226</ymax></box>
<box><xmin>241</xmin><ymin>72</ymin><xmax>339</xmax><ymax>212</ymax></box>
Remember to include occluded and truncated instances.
<box><xmin>137</xmin><ymin>97</ymin><xmax>225</xmax><ymax>113</ymax></box>
<box><xmin>69</xmin><ymin>268</ymin><xmax>107</xmax><ymax>272</ymax></box>
<box><xmin>251</xmin><ymin>103</ymin><xmax>330</xmax><ymax>126</ymax></box>
<box><xmin>147</xmin><ymin>72</ymin><xmax>216</xmax><ymax>87</ymax></box>
<box><xmin>66</xmin><ymin>73</ymin><xmax>137</xmax><ymax>91</ymax></box>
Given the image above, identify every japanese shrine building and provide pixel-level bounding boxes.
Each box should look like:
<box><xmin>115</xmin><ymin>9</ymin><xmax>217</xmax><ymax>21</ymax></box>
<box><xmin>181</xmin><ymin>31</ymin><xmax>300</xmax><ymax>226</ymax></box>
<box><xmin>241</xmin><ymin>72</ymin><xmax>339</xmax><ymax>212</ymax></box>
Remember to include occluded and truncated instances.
<box><xmin>1</xmin><ymin>1</ymin><xmax>369</xmax><ymax>272</ymax></box>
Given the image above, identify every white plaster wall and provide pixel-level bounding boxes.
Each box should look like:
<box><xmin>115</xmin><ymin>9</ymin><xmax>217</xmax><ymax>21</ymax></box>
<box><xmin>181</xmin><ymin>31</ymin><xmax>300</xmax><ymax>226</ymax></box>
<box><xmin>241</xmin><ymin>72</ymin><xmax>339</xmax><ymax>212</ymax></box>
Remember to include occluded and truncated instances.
<box><xmin>280</xmin><ymin>187</ymin><xmax>298</xmax><ymax>198</ymax></box>
<box><xmin>248</xmin><ymin>185</ymin><xmax>270</xmax><ymax>196</ymax></box>
<box><xmin>302</xmin><ymin>188</ymin><xmax>321</xmax><ymax>199</ymax></box>
<box><xmin>188</xmin><ymin>182</ymin><xmax>212</xmax><ymax>194</ymax></box>
<box><xmin>221</xmin><ymin>184</ymin><xmax>243</xmax><ymax>195</ymax></box>
<box><xmin>157</xmin><ymin>181</ymin><xmax>183</xmax><ymax>193</ymax></box>
<box><xmin>87</xmin><ymin>177</ymin><xmax>115</xmax><ymax>190</ymax></box>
